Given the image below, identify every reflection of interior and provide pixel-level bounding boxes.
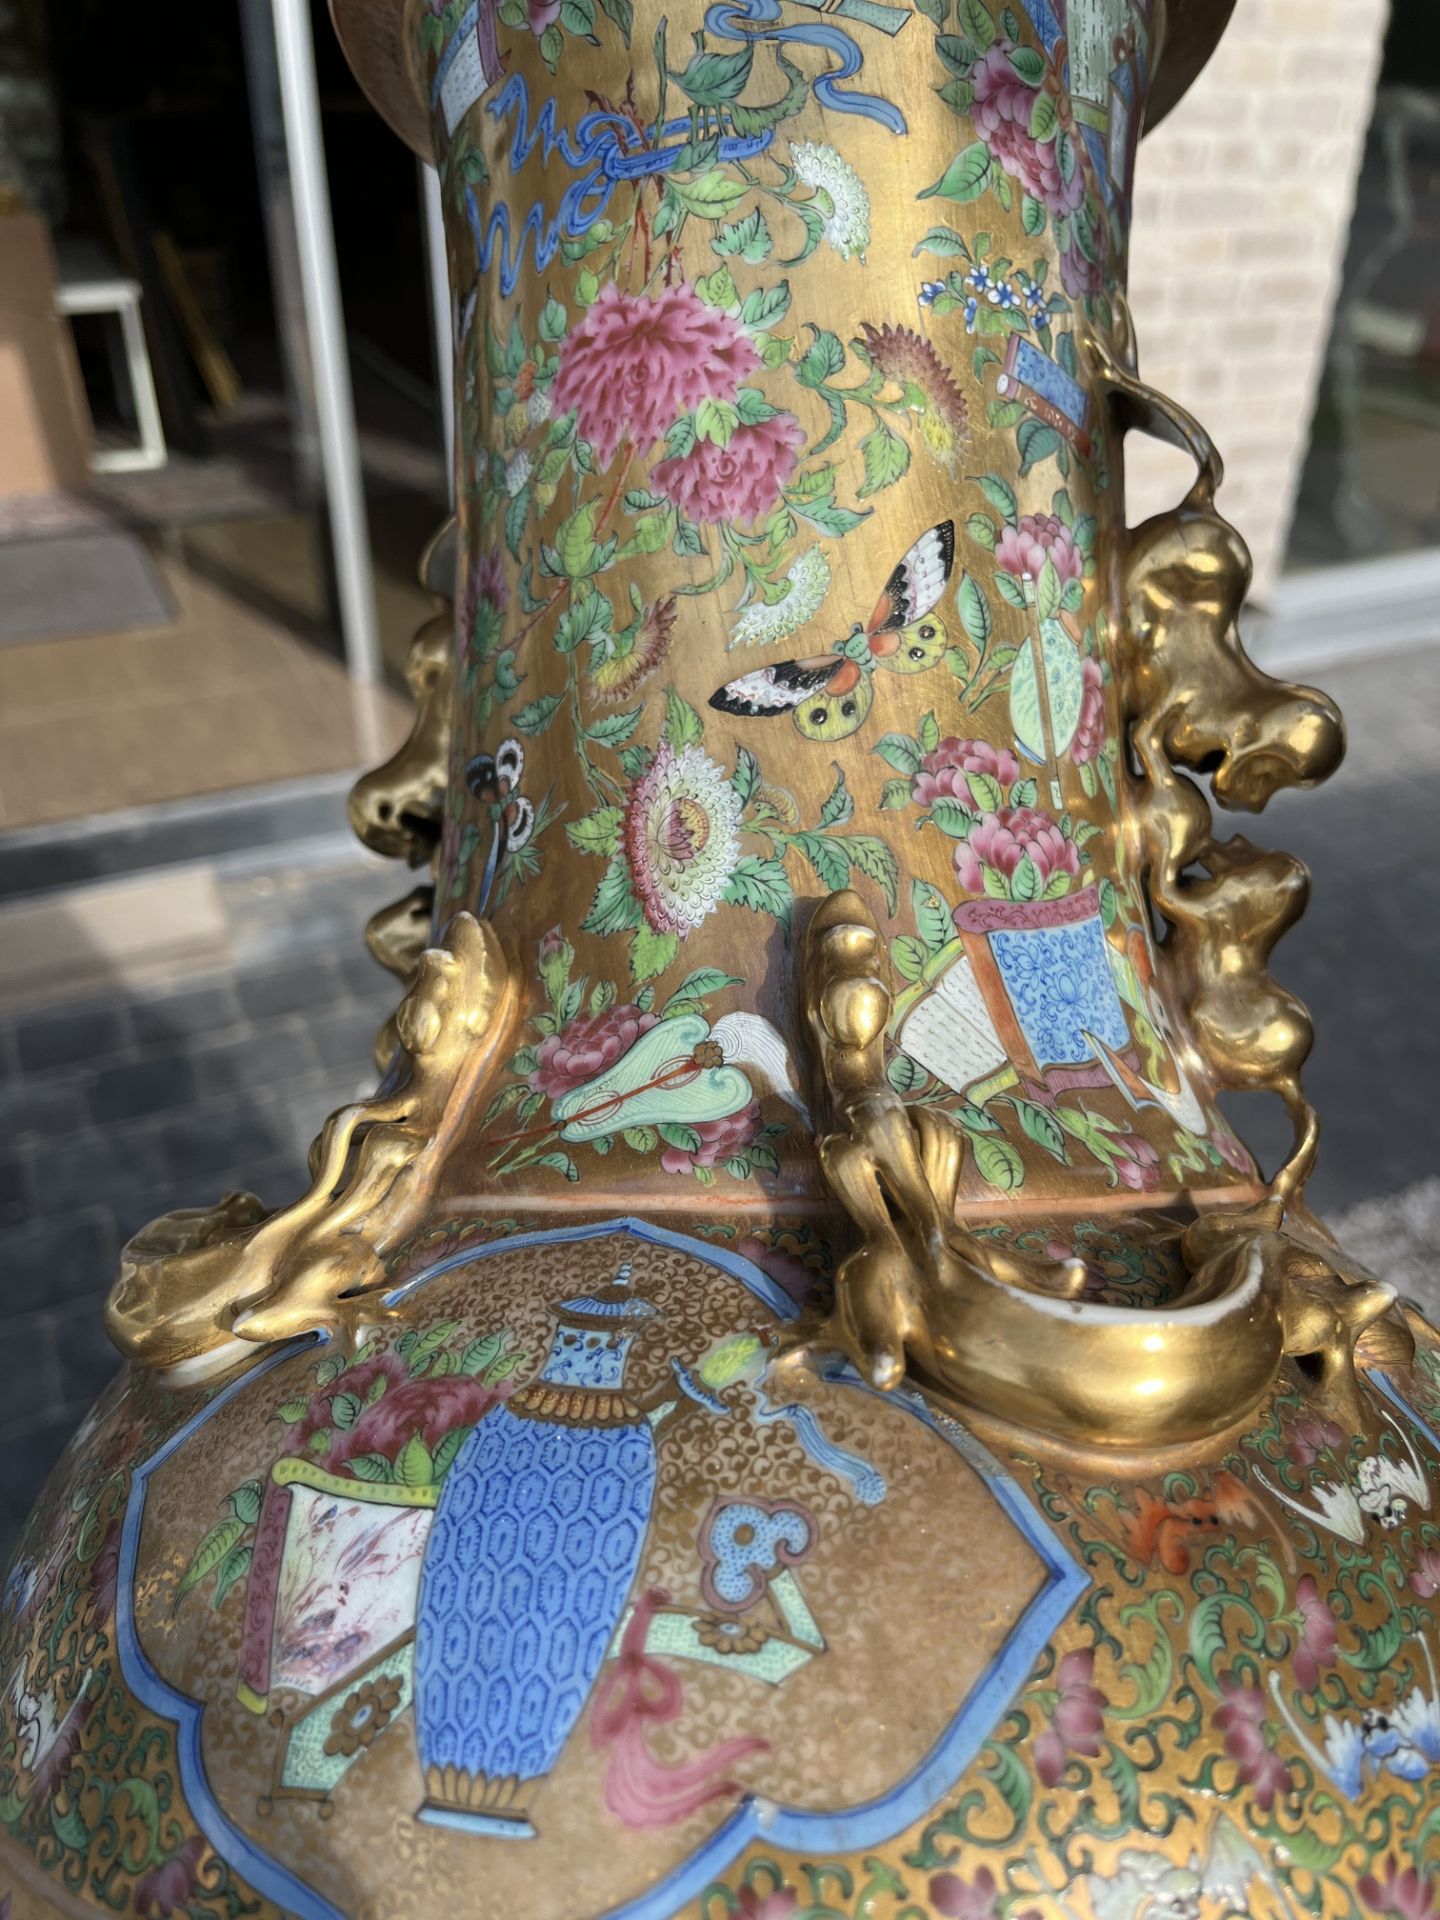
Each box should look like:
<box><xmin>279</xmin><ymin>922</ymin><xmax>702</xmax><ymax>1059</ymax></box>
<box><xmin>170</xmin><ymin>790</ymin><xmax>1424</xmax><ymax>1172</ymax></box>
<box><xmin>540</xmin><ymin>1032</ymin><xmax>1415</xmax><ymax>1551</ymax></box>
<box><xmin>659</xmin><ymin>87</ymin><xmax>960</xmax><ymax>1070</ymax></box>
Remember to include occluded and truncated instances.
<box><xmin>1290</xmin><ymin>0</ymin><xmax>1440</xmax><ymax>570</ymax></box>
<box><xmin>0</xmin><ymin>0</ymin><xmax>447</xmax><ymax>831</ymax></box>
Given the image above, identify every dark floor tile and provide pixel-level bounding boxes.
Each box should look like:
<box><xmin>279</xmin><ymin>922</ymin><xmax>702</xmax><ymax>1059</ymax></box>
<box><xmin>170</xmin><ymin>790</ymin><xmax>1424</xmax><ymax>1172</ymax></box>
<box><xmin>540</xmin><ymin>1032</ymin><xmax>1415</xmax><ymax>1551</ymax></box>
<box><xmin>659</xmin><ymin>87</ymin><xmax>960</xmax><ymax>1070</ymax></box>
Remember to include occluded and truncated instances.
<box><xmin>88</xmin><ymin>1050</ymin><xmax>198</xmax><ymax>1127</ymax></box>
<box><xmin>52</xmin><ymin>1304</ymin><xmax>121</xmax><ymax>1410</ymax></box>
<box><xmin>0</xmin><ymin>1209</ymin><xmax>117</xmax><ymax>1318</ymax></box>
<box><xmin>0</xmin><ymin>1315</ymin><xmax>62</xmax><ymax>1431</ymax></box>
<box><xmin>159</xmin><ymin>1097</ymin><xmax>294</xmax><ymax>1189</ymax></box>
<box><xmin>306</xmin><ymin>1003</ymin><xmax>386</xmax><ymax>1076</ymax></box>
<box><xmin>0</xmin><ymin>1152</ymin><xmax>31</xmax><ymax>1230</ymax></box>
<box><xmin>130</xmin><ymin>979</ymin><xmax>242</xmax><ymax>1046</ymax></box>
<box><xmin>236</xmin><ymin>954</ymin><xmax>348</xmax><ymax>1024</ymax></box>
<box><xmin>192</xmin><ymin>1019</ymin><xmax>319</xmax><ymax>1101</ymax></box>
<box><xmin>0</xmin><ymin>1075</ymin><xmax>89</xmax><ymax>1148</ymax></box>
<box><xmin>29</xmin><ymin>1123</ymin><xmax>170</xmax><ymax>1218</ymax></box>
<box><xmin>0</xmin><ymin>1402</ymin><xmax>86</xmax><ymax>1570</ymax></box>
<box><xmin>336</xmin><ymin>943</ymin><xmax>401</xmax><ymax>1000</ymax></box>
<box><xmin>15</xmin><ymin>1001</ymin><xmax>132</xmax><ymax>1074</ymax></box>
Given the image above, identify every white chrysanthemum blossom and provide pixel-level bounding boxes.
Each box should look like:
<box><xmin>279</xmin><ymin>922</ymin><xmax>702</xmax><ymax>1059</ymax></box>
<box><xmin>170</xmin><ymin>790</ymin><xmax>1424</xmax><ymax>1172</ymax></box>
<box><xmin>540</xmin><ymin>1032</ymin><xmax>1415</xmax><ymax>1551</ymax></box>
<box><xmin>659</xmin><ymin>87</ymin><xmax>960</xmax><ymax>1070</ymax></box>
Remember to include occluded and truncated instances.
<box><xmin>623</xmin><ymin>743</ymin><xmax>743</xmax><ymax>935</ymax></box>
<box><xmin>790</xmin><ymin>142</ymin><xmax>871</xmax><ymax>262</ymax></box>
<box><xmin>504</xmin><ymin>449</ymin><xmax>532</xmax><ymax>496</ymax></box>
<box><xmin>728</xmin><ymin>547</ymin><xmax>831</xmax><ymax>649</ymax></box>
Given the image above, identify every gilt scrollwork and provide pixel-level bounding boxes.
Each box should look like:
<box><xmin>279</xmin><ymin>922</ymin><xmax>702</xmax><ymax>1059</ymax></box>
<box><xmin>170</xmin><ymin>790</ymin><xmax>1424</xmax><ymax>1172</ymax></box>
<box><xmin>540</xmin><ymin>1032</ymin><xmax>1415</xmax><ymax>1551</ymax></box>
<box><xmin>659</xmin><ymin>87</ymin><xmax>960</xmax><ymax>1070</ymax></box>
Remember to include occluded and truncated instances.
<box><xmin>105</xmin><ymin>913</ymin><xmax>518</xmax><ymax>1383</ymax></box>
<box><xmin>348</xmin><ymin>518</ymin><xmax>457</xmax><ymax>1069</ymax></box>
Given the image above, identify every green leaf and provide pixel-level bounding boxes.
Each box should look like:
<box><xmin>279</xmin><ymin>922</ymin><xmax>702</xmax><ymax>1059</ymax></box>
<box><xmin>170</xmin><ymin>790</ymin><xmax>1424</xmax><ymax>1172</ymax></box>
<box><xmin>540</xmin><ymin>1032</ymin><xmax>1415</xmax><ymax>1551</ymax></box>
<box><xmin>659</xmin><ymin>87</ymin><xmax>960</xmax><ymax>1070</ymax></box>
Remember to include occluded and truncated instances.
<box><xmin>930</xmin><ymin>796</ymin><xmax>978</xmax><ymax>839</ymax></box>
<box><xmin>740</xmin><ymin>282</ymin><xmax>791</xmax><ymax>331</ymax></box>
<box><xmin>913</xmin><ymin>878</ymin><xmax>953</xmax><ymax>955</ymax></box>
<box><xmin>957</xmin><ymin>0</ymin><xmax>995</xmax><ymax>46</ymax></box>
<box><xmin>597</xmin><ymin>0</ymin><xmax>632</xmax><ymax>38</ymax></box>
<box><xmin>555</xmin><ymin>591</ymin><xmax>612</xmax><ymax>654</ymax></box>
<box><xmin>566</xmin><ymin>806</ymin><xmax>624</xmax><ymax>856</ymax></box>
<box><xmin>665</xmin><ymin>968</ymin><xmax>742</xmax><ymax>1006</ymax></box>
<box><xmin>667</xmin><ymin>168</ymin><xmax>748</xmax><ymax>220</ymax></box>
<box><xmin>920</xmin><ymin>142</ymin><xmax>993</xmax><ymax>205</ymax></box>
<box><xmin>211</xmin><ymin>1541</ymin><xmax>252</xmax><ymax>1611</ymax></box>
<box><xmin>723</xmin><ymin>854</ymin><xmax>793</xmax><ymax>926</ymax></box>
<box><xmin>273</xmin><ymin>1398</ymin><xmax>310</xmax><ymax>1426</ymax></box>
<box><xmin>432</xmin><ymin>1426</ymin><xmax>470</xmax><ymax>1480</ymax></box>
<box><xmin>965</xmin><ymin>512</ymin><xmax>997</xmax><ymax>551</ymax></box>
<box><xmin>819</xmin><ymin>764</ymin><xmax>854</xmax><ymax>826</ymax></box>
<box><xmin>879</xmin><ymin>777</ymin><xmax>911</xmax><ymax>809</ymax></box>
<box><xmin>887</xmin><ymin>1050</ymin><xmax>927</xmax><ymax>1094</ymax></box>
<box><xmin>632</xmin><ymin>923</ymin><xmax>680</xmax><ymax>981</ymax></box>
<box><xmin>1188</xmin><ymin>1591</ymin><xmax>1231</xmax><ymax>1691</ymax></box>
<box><xmin>842</xmin><ymin>834</ymin><xmax>899</xmax><ymax>913</ymax></box>
<box><xmin>176</xmin><ymin>1516</ymin><xmax>247</xmax><ymax>1602</ymax></box>
<box><xmin>1036</xmin><ymin>556</ymin><xmax>1062</xmax><ymax>621</ymax></box>
<box><xmin>1098</xmin><ymin>878</ymin><xmax>1118</xmax><ymax>928</ymax></box>
<box><xmin>918</xmin><ymin>709</ymin><xmax>940</xmax><ymax>754</ymax></box>
<box><xmin>622</xmin><ymin>1125</ymin><xmax>658</xmax><ymax>1152</ymax></box>
<box><xmin>585</xmin><ymin>706</ymin><xmax>643</xmax><ymax>748</ymax></box>
<box><xmin>511</xmin><ymin>692</ymin><xmax>563</xmax><ymax>735</ymax></box>
<box><xmin>1348</xmin><ymin>1616</ymin><xmax>1405</xmax><ymax>1672</ymax></box>
<box><xmin>732</xmin><ymin>745</ymin><xmax>761</xmax><ymax>804</ymax></box>
<box><xmin>790</xmin><ymin>494</ymin><xmax>868</xmax><ymax>537</ymax></box>
<box><xmin>345</xmin><ymin>1452</ymin><xmax>393</xmax><ymax>1482</ymax></box>
<box><xmin>460</xmin><ymin>1333</ymin><xmax>506</xmax><ymax>1376</ymax></box>
<box><xmin>659</xmin><ymin>1121</ymin><xmax>702</xmax><ymax>1152</ymax></box>
<box><xmin>1010</xmin><ymin>853</ymin><xmax>1043</xmax><ymax>901</ymax></box>
<box><xmin>936</xmin><ymin>33</ymin><xmax>978</xmax><ymax>75</ymax></box>
<box><xmin>713</xmin><ymin>209</ymin><xmax>772</xmax><ymax>263</ymax></box>
<box><xmin>1006</xmin><ymin>44</ymin><xmax>1044</xmax><ymax>84</ymax></box>
<box><xmin>735</xmin><ymin>386</ymin><xmax>778</xmax><ymax>425</ymax></box>
<box><xmin>1011</xmin><ymin>1096</ymin><xmax>1068</xmax><ymax>1161</ymax></box>
<box><xmin>228</xmin><ymin>1480</ymin><xmax>263</xmax><ymax>1526</ymax></box>
<box><xmin>583</xmin><ymin>855</ymin><xmax>644</xmax><ymax>935</ymax></box>
<box><xmin>1017</xmin><ymin>417</ymin><xmax>1062</xmax><ymax>475</ymax></box>
<box><xmin>670</xmin><ymin>43</ymin><xmax>753</xmax><ymax>106</ymax></box>
<box><xmin>395</xmin><ymin>1431</ymin><xmax>436</xmax><ymax>1487</ymax></box>
<box><xmin>874</xmin><ymin>731</ymin><xmax>921</xmax><ymax>776</ymax></box>
<box><xmin>795</xmin><ymin>327</ymin><xmax>845</xmax><ymax>387</ymax></box>
<box><xmin>912</xmin><ymin>226</ymin><xmax>971</xmax><ymax>259</ymax></box>
<box><xmin>696</xmin><ymin>395</ymin><xmax>740</xmax><ymax>447</ymax></box>
<box><xmin>974</xmin><ymin>474</ymin><xmax>1018</xmax><ymax>524</ymax></box>
<box><xmin>958</xmin><ymin>571</ymin><xmax>992</xmax><ymax>647</ymax></box>
<box><xmin>330</xmin><ymin>1390</ymin><xmax>362</xmax><ymax>1431</ymax></box>
<box><xmin>539</xmin><ymin>295</ymin><xmax>567</xmax><ymax>341</ymax></box>
<box><xmin>695</xmin><ymin>263</ymin><xmax>738</xmax><ymax>310</ymax></box>
<box><xmin>858</xmin><ymin>421</ymin><xmax>910</xmax><ymax>498</ymax></box>
<box><xmin>663</xmin><ymin>686</ymin><xmax>704</xmax><ymax>749</ymax></box>
<box><xmin>891</xmin><ymin>935</ymin><xmax>928</xmax><ymax>983</ymax></box>
<box><xmin>972</xmin><ymin>1134</ymin><xmax>1024</xmax><ymax>1191</ymax></box>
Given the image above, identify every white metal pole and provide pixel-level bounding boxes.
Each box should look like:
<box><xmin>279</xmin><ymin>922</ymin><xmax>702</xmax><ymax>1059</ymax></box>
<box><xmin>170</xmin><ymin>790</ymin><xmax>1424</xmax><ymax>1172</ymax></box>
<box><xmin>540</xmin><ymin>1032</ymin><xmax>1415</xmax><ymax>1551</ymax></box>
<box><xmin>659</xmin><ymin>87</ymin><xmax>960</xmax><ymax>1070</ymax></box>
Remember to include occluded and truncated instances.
<box><xmin>270</xmin><ymin>0</ymin><xmax>382</xmax><ymax>685</ymax></box>
<box><xmin>420</xmin><ymin>162</ymin><xmax>456</xmax><ymax>506</ymax></box>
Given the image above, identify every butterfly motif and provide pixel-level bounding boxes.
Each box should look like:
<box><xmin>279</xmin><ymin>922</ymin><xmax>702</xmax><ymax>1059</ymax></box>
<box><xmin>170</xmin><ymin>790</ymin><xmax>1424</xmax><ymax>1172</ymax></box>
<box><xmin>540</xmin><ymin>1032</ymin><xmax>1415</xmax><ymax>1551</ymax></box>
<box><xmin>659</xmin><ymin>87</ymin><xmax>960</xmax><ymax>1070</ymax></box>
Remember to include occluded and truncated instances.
<box><xmin>465</xmin><ymin>737</ymin><xmax>533</xmax><ymax>915</ymax></box>
<box><xmin>708</xmin><ymin>521</ymin><xmax>957</xmax><ymax>742</ymax></box>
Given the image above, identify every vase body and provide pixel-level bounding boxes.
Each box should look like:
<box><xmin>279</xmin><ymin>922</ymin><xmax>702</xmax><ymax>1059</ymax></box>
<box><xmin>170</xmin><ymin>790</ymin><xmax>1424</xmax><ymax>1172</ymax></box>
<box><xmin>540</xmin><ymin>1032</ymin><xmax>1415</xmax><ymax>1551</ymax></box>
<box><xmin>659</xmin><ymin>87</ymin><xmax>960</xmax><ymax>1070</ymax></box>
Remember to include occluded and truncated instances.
<box><xmin>3</xmin><ymin>4</ymin><xmax>1438</xmax><ymax>1920</ymax></box>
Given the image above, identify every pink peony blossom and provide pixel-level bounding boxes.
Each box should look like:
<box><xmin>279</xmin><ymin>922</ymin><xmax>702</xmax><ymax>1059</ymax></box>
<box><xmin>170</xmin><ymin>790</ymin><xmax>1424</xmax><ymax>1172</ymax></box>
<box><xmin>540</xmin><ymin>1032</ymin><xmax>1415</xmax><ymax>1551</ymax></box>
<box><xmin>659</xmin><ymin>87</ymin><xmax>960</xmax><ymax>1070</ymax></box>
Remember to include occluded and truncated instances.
<box><xmin>1360</xmin><ymin>1857</ymin><xmax>1440</xmax><ymax>1920</ymax></box>
<box><xmin>661</xmin><ymin>1101</ymin><xmax>762</xmax><ymax>1175</ymax></box>
<box><xmin>527</xmin><ymin>0</ymin><xmax>561</xmax><ymax>29</ymax></box>
<box><xmin>135</xmin><ymin>1838</ymin><xmax>206</xmax><ymax>1919</ymax></box>
<box><xmin>537</xmin><ymin>925</ymin><xmax>567</xmax><ymax>967</ymax></box>
<box><xmin>652</xmin><ymin>414</ymin><xmax>804</xmax><ymax>524</ymax></box>
<box><xmin>1214</xmin><ymin>1677</ymin><xmax>1291</xmax><ymax>1810</ymax></box>
<box><xmin>913</xmin><ymin>736</ymin><xmax>1021</xmax><ymax>807</ymax></box>
<box><xmin>1033</xmin><ymin>1647</ymin><xmax>1105</xmax><ymax>1786</ymax></box>
<box><xmin>1287</xmin><ymin>1412</ymin><xmax>1344</xmax><ymax>1468</ymax></box>
<box><xmin>736</xmin><ymin>1888</ymin><xmax>800</xmax><ymax>1920</ymax></box>
<box><xmin>1293</xmin><ymin>1575</ymin><xmax>1339</xmax><ymax>1692</ymax></box>
<box><xmin>994</xmin><ymin>511</ymin><xmax>1083</xmax><ymax>584</ymax></box>
<box><xmin>929</xmin><ymin>1867</ymin><xmax>1000</xmax><ymax>1920</ymax></box>
<box><xmin>532</xmin><ymin>1003</ymin><xmax>660</xmax><ymax>1100</ymax></box>
<box><xmin>552</xmin><ymin>283</ymin><xmax>759</xmax><ymax>467</ymax></box>
<box><xmin>1113</xmin><ymin>1131</ymin><xmax>1162</xmax><ymax>1192</ymax></box>
<box><xmin>1071</xmin><ymin>656</ymin><xmax>1106</xmax><ymax>764</ymax></box>
<box><xmin>737</xmin><ymin>1235</ymin><xmax>822</xmax><ymax>1309</ymax></box>
<box><xmin>973</xmin><ymin>46</ymin><xmax>1081</xmax><ymax>214</ymax></box>
<box><xmin>953</xmin><ymin>805</ymin><xmax>1079</xmax><ymax>895</ymax></box>
<box><xmin>1411</xmin><ymin>1548</ymin><xmax>1440</xmax><ymax>1600</ymax></box>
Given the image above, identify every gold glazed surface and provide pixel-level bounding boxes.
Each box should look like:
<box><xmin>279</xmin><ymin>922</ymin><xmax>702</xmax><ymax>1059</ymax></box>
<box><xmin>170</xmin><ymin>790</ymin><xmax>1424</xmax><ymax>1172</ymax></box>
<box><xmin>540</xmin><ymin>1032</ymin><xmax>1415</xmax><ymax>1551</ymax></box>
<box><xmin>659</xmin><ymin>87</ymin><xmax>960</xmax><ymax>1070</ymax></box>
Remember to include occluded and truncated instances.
<box><xmin>5</xmin><ymin>3</ymin><xmax>1439</xmax><ymax>1919</ymax></box>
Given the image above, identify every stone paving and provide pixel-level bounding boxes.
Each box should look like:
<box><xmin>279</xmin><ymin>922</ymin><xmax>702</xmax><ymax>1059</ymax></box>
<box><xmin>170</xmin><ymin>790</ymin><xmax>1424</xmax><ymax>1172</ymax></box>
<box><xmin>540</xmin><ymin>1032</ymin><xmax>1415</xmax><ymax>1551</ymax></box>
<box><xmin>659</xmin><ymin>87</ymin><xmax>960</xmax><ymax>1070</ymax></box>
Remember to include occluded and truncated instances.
<box><xmin>0</xmin><ymin>643</ymin><xmax>1435</xmax><ymax>1562</ymax></box>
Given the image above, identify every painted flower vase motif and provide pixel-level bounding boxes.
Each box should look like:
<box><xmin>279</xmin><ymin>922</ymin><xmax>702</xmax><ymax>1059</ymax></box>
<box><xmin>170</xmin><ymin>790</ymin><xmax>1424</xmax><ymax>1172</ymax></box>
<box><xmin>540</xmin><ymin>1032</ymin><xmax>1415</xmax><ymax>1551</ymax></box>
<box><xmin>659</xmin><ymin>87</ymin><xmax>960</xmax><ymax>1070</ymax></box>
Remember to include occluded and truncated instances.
<box><xmin>4</xmin><ymin>2</ymin><xmax>1437</xmax><ymax>1919</ymax></box>
<box><xmin>414</xmin><ymin>1264</ymin><xmax>666</xmax><ymax>1833</ymax></box>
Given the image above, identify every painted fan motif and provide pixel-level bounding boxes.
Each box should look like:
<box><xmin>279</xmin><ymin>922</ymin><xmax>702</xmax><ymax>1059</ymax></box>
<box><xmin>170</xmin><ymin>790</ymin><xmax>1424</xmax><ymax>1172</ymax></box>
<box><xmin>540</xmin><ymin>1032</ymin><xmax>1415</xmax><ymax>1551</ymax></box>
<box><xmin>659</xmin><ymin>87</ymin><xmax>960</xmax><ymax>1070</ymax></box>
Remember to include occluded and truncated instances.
<box><xmin>708</xmin><ymin>522</ymin><xmax>957</xmax><ymax>742</ymax></box>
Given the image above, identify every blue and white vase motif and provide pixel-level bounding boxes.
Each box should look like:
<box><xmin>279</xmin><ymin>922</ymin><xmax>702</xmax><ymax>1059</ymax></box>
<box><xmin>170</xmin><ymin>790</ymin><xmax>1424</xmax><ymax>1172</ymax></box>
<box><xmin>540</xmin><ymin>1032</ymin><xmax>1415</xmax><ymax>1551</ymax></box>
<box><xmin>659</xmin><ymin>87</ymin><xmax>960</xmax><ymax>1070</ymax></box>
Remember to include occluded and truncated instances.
<box><xmin>414</xmin><ymin>1263</ymin><xmax>661</xmax><ymax>1836</ymax></box>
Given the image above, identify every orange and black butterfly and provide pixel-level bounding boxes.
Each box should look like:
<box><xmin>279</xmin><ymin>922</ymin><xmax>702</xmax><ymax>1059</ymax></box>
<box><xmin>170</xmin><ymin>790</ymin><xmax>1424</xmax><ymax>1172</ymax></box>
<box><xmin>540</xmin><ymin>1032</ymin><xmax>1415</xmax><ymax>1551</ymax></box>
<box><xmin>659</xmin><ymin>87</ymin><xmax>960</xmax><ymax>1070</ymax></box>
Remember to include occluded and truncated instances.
<box><xmin>708</xmin><ymin>521</ymin><xmax>956</xmax><ymax>742</ymax></box>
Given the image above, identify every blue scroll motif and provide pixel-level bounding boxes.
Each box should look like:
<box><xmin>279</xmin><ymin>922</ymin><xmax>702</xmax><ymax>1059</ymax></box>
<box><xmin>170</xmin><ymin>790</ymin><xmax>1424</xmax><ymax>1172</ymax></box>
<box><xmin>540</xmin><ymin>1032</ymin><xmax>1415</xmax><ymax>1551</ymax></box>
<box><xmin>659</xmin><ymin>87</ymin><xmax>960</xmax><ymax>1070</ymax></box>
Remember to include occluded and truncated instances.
<box><xmin>754</xmin><ymin>1390</ymin><xmax>887</xmax><ymax>1506</ymax></box>
<box><xmin>464</xmin><ymin>0</ymin><xmax>907</xmax><ymax>293</ymax></box>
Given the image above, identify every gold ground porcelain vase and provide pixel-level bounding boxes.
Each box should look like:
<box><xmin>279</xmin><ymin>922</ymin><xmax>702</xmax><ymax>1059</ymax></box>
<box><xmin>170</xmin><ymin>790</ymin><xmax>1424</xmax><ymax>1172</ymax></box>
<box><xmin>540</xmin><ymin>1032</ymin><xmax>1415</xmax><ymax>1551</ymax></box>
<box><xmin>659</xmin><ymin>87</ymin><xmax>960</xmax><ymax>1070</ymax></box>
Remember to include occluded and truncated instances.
<box><xmin>6</xmin><ymin>2</ymin><xmax>1440</xmax><ymax>1916</ymax></box>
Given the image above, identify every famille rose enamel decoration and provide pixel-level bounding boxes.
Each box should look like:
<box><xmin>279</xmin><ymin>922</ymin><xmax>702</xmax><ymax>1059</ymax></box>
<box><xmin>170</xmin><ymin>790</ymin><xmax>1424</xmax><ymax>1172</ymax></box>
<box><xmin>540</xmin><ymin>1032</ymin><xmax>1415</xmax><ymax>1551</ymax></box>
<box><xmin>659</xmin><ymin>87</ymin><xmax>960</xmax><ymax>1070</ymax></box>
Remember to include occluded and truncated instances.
<box><xmin>4</xmin><ymin>2</ymin><xmax>1439</xmax><ymax>1918</ymax></box>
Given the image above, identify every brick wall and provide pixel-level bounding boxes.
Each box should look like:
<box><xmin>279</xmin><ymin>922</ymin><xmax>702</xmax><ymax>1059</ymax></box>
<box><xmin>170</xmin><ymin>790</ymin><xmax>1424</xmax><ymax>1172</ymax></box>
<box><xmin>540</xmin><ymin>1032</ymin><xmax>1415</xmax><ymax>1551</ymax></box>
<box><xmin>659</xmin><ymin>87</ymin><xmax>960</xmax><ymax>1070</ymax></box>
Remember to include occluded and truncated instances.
<box><xmin>1126</xmin><ymin>0</ymin><xmax>1391</xmax><ymax>599</ymax></box>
